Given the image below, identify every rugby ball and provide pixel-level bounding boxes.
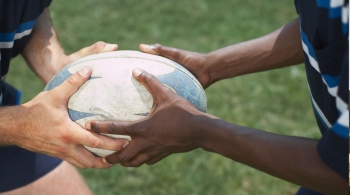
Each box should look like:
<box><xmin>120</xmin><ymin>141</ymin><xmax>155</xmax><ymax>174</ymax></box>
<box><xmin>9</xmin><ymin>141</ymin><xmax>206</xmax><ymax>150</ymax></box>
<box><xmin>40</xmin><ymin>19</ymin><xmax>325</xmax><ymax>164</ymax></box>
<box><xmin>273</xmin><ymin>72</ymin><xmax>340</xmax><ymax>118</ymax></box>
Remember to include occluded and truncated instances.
<box><xmin>45</xmin><ymin>50</ymin><xmax>207</xmax><ymax>157</ymax></box>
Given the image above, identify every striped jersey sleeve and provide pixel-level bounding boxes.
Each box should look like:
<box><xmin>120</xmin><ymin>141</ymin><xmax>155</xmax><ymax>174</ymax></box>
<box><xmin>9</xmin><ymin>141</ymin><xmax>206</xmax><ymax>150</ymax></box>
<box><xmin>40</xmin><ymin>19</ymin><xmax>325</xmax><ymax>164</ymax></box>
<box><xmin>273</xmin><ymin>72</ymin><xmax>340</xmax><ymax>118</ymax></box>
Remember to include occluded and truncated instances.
<box><xmin>0</xmin><ymin>0</ymin><xmax>52</xmax><ymax>106</ymax></box>
<box><xmin>295</xmin><ymin>0</ymin><xmax>349</xmax><ymax>180</ymax></box>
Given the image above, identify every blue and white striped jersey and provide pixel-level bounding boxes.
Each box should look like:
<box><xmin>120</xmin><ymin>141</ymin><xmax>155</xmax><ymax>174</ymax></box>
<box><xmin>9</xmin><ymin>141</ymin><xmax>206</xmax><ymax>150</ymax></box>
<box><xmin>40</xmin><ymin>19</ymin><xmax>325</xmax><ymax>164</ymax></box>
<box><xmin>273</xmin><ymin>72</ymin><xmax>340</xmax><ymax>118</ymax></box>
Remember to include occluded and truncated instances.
<box><xmin>0</xmin><ymin>0</ymin><xmax>52</xmax><ymax>106</ymax></box>
<box><xmin>295</xmin><ymin>0</ymin><xmax>349</xmax><ymax>187</ymax></box>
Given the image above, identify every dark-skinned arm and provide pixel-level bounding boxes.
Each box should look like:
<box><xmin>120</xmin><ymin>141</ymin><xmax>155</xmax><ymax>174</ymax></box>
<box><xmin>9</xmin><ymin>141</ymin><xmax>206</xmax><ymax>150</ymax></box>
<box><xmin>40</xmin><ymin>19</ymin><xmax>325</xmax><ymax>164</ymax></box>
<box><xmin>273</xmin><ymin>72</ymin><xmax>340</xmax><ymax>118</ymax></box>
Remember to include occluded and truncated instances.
<box><xmin>87</xmin><ymin>69</ymin><xmax>347</xmax><ymax>195</ymax></box>
<box><xmin>139</xmin><ymin>18</ymin><xmax>304</xmax><ymax>89</ymax></box>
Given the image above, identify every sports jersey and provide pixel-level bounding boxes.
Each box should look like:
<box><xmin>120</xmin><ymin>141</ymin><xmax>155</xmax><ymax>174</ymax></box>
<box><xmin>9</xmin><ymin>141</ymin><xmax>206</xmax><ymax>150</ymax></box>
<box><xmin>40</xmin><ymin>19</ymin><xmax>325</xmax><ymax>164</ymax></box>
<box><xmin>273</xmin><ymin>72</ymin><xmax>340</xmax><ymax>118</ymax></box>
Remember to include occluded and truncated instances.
<box><xmin>0</xmin><ymin>0</ymin><xmax>62</xmax><ymax>192</ymax></box>
<box><xmin>294</xmin><ymin>0</ymin><xmax>349</xmax><ymax>194</ymax></box>
<box><xmin>0</xmin><ymin>0</ymin><xmax>52</xmax><ymax>106</ymax></box>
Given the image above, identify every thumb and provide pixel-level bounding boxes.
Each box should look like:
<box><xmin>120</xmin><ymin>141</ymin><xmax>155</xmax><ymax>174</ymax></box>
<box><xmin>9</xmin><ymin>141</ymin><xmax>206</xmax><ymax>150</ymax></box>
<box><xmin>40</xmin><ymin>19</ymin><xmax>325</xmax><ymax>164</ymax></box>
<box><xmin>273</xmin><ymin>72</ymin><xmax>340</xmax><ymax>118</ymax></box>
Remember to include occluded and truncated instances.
<box><xmin>132</xmin><ymin>68</ymin><xmax>169</xmax><ymax>100</ymax></box>
<box><xmin>51</xmin><ymin>66</ymin><xmax>92</xmax><ymax>102</ymax></box>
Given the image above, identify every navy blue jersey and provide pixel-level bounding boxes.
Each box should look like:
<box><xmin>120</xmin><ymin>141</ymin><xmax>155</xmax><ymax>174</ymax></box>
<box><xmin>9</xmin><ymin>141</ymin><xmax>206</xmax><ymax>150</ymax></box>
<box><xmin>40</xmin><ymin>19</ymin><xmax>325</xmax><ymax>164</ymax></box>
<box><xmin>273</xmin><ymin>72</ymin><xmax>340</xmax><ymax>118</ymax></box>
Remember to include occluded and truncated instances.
<box><xmin>0</xmin><ymin>0</ymin><xmax>52</xmax><ymax>106</ymax></box>
<box><xmin>0</xmin><ymin>1</ymin><xmax>62</xmax><ymax>192</ymax></box>
<box><xmin>294</xmin><ymin>0</ymin><xmax>349</xmax><ymax>194</ymax></box>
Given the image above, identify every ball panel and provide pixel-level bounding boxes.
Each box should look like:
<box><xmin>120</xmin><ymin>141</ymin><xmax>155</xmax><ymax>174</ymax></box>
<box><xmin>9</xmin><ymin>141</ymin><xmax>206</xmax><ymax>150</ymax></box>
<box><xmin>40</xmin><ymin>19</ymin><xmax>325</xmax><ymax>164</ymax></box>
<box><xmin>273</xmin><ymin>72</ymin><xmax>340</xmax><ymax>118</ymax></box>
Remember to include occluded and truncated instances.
<box><xmin>156</xmin><ymin>69</ymin><xmax>207</xmax><ymax>112</ymax></box>
<box><xmin>44</xmin><ymin>68</ymin><xmax>72</xmax><ymax>91</ymax></box>
<box><xmin>68</xmin><ymin>109</ymin><xmax>95</xmax><ymax>122</ymax></box>
<box><xmin>45</xmin><ymin>50</ymin><xmax>207</xmax><ymax>157</ymax></box>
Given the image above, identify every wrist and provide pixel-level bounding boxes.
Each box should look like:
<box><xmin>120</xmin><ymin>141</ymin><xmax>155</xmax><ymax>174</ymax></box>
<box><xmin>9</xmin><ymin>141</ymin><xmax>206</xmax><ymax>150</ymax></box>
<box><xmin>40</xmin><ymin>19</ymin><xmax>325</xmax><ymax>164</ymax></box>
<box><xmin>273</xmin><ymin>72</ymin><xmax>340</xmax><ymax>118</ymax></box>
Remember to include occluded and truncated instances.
<box><xmin>202</xmin><ymin>52</ymin><xmax>219</xmax><ymax>85</ymax></box>
<box><xmin>204</xmin><ymin>44</ymin><xmax>245</xmax><ymax>84</ymax></box>
<box><xmin>192</xmin><ymin>112</ymin><xmax>223</xmax><ymax>150</ymax></box>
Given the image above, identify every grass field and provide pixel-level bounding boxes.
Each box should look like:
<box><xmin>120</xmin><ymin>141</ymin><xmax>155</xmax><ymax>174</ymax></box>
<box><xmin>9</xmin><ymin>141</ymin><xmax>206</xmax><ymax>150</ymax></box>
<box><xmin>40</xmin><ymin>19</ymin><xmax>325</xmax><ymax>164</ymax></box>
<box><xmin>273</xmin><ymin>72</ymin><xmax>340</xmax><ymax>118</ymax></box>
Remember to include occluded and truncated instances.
<box><xmin>7</xmin><ymin>0</ymin><xmax>322</xmax><ymax>194</ymax></box>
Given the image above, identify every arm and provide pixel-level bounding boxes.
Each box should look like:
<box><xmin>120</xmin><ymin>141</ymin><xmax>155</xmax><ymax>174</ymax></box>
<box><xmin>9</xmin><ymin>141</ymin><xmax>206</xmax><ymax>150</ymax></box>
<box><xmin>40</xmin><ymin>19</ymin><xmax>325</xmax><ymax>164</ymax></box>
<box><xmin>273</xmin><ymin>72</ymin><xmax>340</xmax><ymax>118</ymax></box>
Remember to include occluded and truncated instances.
<box><xmin>87</xmin><ymin>69</ymin><xmax>347</xmax><ymax>195</ymax></box>
<box><xmin>1</xmin><ymin>8</ymin><xmax>127</xmax><ymax>168</ymax></box>
<box><xmin>22</xmin><ymin>8</ymin><xmax>118</xmax><ymax>84</ymax></box>
<box><xmin>0</xmin><ymin>67</ymin><xmax>128</xmax><ymax>169</ymax></box>
<box><xmin>139</xmin><ymin>18</ymin><xmax>304</xmax><ymax>88</ymax></box>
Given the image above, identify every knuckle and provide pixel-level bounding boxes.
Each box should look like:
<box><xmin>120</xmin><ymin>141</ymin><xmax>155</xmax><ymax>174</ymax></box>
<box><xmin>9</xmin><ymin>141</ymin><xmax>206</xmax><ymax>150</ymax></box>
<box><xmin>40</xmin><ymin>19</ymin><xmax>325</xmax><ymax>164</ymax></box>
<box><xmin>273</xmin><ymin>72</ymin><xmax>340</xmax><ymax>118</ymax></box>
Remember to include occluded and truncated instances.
<box><xmin>89</xmin><ymin>138</ymin><xmax>101</xmax><ymax>148</ymax></box>
<box><xmin>66</xmin><ymin>75</ymin><xmax>78</xmax><ymax>86</ymax></box>
<box><xmin>93</xmin><ymin>41</ymin><xmax>106</xmax><ymax>50</ymax></box>
<box><xmin>108</xmin><ymin>122</ymin><xmax>119</xmax><ymax>134</ymax></box>
<box><xmin>59</xmin><ymin>132</ymin><xmax>73</xmax><ymax>144</ymax></box>
<box><xmin>173</xmin><ymin>49</ymin><xmax>181</xmax><ymax>62</ymax></box>
<box><xmin>117</xmin><ymin>155</ymin><xmax>126</xmax><ymax>163</ymax></box>
<box><xmin>143</xmin><ymin>73</ymin><xmax>155</xmax><ymax>84</ymax></box>
<box><xmin>153</xmin><ymin>43</ymin><xmax>162</xmax><ymax>52</ymax></box>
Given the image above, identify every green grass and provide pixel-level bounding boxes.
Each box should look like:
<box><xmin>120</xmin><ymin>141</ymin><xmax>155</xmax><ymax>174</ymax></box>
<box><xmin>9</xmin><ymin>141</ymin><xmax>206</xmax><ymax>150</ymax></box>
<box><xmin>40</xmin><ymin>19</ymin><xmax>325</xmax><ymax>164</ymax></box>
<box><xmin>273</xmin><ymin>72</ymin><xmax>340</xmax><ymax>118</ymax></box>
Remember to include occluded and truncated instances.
<box><xmin>6</xmin><ymin>0</ymin><xmax>321</xmax><ymax>194</ymax></box>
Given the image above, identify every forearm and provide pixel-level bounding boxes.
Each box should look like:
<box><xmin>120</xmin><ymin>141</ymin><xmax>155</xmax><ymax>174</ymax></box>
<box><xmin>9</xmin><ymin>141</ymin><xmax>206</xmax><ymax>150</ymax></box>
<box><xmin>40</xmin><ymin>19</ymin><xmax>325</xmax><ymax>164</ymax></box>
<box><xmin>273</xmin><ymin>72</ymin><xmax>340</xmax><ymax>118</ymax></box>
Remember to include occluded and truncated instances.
<box><xmin>206</xmin><ymin>18</ymin><xmax>304</xmax><ymax>83</ymax></box>
<box><xmin>198</xmin><ymin>117</ymin><xmax>346</xmax><ymax>195</ymax></box>
<box><xmin>0</xmin><ymin>105</ymin><xmax>28</xmax><ymax>147</ymax></box>
<box><xmin>22</xmin><ymin>8</ymin><xmax>66</xmax><ymax>84</ymax></box>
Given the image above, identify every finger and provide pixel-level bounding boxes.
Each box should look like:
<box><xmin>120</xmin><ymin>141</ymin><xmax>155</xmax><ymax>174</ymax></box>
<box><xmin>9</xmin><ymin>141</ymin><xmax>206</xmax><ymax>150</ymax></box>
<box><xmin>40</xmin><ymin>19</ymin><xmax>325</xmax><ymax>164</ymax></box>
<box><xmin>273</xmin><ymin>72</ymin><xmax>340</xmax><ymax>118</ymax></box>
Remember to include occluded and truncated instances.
<box><xmin>86</xmin><ymin>120</ymin><xmax>138</xmax><ymax>135</ymax></box>
<box><xmin>132</xmin><ymin>68</ymin><xmax>171</xmax><ymax>100</ymax></box>
<box><xmin>68</xmin><ymin>41</ymin><xmax>118</xmax><ymax>62</ymax></box>
<box><xmin>51</xmin><ymin>66</ymin><xmax>92</xmax><ymax>101</ymax></box>
<box><xmin>103</xmin><ymin>141</ymin><xmax>145</xmax><ymax>164</ymax></box>
<box><xmin>140</xmin><ymin>43</ymin><xmax>184</xmax><ymax>62</ymax></box>
<box><xmin>93</xmin><ymin>132</ymin><xmax>130</xmax><ymax>151</ymax></box>
<box><xmin>67</xmin><ymin>122</ymin><xmax>111</xmax><ymax>151</ymax></box>
<box><xmin>121</xmin><ymin>154</ymin><xmax>151</xmax><ymax>167</ymax></box>
<box><xmin>71</xmin><ymin>145</ymin><xmax>113</xmax><ymax>169</ymax></box>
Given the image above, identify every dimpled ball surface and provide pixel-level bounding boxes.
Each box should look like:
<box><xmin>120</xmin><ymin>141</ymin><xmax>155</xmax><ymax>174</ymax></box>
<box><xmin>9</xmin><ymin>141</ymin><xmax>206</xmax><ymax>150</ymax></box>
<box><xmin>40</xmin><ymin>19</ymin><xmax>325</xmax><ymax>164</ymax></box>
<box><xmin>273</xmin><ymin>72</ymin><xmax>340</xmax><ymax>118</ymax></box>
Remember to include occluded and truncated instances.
<box><xmin>45</xmin><ymin>50</ymin><xmax>207</xmax><ymax>157</ymax></box>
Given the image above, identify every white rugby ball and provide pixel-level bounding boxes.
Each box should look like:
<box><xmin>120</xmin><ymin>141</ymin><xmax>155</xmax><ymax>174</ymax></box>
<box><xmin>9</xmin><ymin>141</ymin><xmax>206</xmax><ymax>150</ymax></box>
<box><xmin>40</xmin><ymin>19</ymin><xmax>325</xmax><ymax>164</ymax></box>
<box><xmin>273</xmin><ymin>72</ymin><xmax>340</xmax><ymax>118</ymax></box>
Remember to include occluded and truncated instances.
<box><xmin>45</xmin><ymin>50</ymin><xmax>207</xmax><ymax>157</ymax></box>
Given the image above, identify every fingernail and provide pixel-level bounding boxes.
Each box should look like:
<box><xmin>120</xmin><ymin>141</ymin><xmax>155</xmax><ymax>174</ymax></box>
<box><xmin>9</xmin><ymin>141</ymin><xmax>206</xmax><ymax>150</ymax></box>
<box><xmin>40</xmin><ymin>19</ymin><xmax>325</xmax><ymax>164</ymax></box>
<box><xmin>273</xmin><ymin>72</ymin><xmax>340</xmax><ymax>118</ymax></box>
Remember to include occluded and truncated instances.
<box><xmin>102</xmin><ymin>158</ymin><xmax>112</xmax><ymax>165</ymax></box>
<box><xmin>105</xmin><ymin>44</ymin><xmax>118</xmax><ymax>50</ymax></box>
<box><xmin>85</xmin><ymin>122</ymin><xmax>91</xmax><ymax>130</ymax></box>
<box><xmin>79</xmin><ymin>66</ymin><xmax>91</xmax><ymax>77</ymax></box>
<box><xmin>132</xmin><ymin>68</ymin><xmax>144</xmax><ymax>77</ymax></box>
<box><xmin>122</xmin><ymin>141</ymin><xmax>129</xmax><ymax>148</ymax></box>
<box><xmin>140</xmin><ymin>44</ymin><xmax>157</xmax><ymax>54</ymax></box>
<box><xmin>140</xmin><ymin>44</ymin><xmax>154</xmax><ymax>50</ymax></box>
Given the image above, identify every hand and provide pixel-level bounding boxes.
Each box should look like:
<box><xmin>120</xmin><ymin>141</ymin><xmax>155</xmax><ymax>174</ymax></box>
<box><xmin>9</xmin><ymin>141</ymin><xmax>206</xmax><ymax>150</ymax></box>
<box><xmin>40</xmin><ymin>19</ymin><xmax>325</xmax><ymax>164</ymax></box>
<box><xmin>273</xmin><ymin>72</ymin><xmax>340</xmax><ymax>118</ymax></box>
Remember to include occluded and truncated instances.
<box><xmin>25</xmin><ymin>41</ymin><xmax>118</xmax><ymax>84</ymax></box>
<box><xmin>86</xmin><ymin>68</ymin><xmax>213</xmax><ymax>167</ymax></box>
<box><xmin>139</xmin><ymin>43</ymin><xmax>213</xmax><ymax>89</ymax></box>
<box><xmin>21</xmin><ymin>7</ymin><xmax>119</xmax><ymax>83</ymax></box>
<box><xmin>18</xmin><ymin>66</ymin><xmax>128</xmax><ymax>169</ymax></box>
<box><xmin>58</xmin><ymin>41</ymin><xmax>118</xmax><ymax>72</ymax></box>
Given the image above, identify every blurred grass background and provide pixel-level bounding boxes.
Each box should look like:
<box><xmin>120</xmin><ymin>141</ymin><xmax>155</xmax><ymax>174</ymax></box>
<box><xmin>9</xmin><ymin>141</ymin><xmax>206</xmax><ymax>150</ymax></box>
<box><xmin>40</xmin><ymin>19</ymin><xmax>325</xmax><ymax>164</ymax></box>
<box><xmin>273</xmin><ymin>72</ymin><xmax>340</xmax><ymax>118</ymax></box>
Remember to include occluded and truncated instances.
<box><xmin>7</xmin><ymin>0</ymin><xmax>321</xmax><ymax>194</ymax></box>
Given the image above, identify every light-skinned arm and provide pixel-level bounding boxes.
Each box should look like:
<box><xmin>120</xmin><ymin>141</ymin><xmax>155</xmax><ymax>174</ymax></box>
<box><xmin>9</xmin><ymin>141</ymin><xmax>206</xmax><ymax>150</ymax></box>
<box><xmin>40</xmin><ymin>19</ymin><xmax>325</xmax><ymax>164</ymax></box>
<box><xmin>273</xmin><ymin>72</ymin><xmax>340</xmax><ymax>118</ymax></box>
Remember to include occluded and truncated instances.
<box><xmin>0</xmin><ymin>8</ymin><xmax>128</xmax><ymax>168</ymax></box>
<box><xmin>22</xmin><ymin>8</ymin><xmax>119</xmax><ymax>84</ymax></box>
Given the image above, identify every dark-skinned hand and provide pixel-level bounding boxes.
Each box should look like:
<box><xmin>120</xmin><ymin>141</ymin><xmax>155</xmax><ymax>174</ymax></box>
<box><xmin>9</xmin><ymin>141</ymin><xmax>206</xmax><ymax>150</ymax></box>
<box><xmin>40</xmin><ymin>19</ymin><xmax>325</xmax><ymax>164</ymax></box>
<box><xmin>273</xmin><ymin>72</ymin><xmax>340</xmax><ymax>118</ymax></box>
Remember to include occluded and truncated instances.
<box><xmin>86</xmin><ymin>68</ymin><xmax>214</xmax><ymax>167</ymax></box>
<box><xmin>139</xmin><ymin>43</ymin><xmax>213</xmax><ymax>89</ymax></box>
